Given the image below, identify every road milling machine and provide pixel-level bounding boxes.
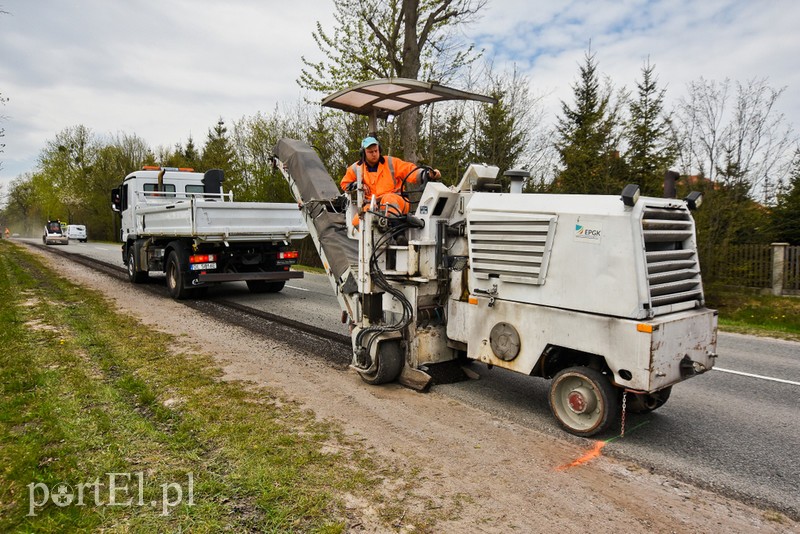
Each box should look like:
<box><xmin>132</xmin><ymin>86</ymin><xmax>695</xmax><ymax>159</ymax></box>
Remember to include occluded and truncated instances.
<box><xmin>273</xmin><ymin>79</ymin><xmax>718</xmax><ymax>436</ymax></box>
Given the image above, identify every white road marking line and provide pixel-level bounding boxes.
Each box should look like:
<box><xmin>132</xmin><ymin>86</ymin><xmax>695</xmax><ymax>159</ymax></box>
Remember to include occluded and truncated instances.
<box><xmin>714</xmin><ymin>367</ymin><xmax>800</xmax><ymax>386</ymax></box>
<box><xmin>285</xmin><ymin>285</ymin><xmax>310</xmax><ymax>292</ymax></box>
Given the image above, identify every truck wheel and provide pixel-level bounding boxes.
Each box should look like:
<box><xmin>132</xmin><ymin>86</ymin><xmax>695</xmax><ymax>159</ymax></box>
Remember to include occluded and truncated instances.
<box><xmin>246</xmin><ymin>280</ymin><xmax>285</xmax><ymax>293</ymax></box>
<box><xmin>549</xmin><ymin>367</ymin><xmax>620</xmax><ymax>437</ymax></box>
<box><xmin>127</xmin><ymin>246</ymin><xmax>149</xmax><ymax>283</ymax></box>
<box><xmin>358</xmin><ymin>340</ymin><xmax>404</xmax><ymax>385</ymax></box>
<box><xmin>165</xmin><ymin>250</ymin><xmax>192</xmax><ymax>300</ymax></box>
<box><xmin>626</xmin><ymin>386</ymin><xmax>671</xmax><ymax>414</ymax></box>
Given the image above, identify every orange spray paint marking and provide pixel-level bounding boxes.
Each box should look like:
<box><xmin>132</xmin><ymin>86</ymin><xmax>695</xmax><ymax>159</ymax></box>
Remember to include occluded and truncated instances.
<box><xmin>555</xmin><ymin>421</ymin><xmax>650</xmax><ymax>471</ymax></box>
<box><xmin>556</xmin><ymin>440</ymin><xmax>607</xmax><ymax>471</ymax></box>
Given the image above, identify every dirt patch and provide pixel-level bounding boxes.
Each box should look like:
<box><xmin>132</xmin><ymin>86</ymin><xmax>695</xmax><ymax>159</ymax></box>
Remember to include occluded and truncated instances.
<box><xmin>29</xmin><ymin>246</ymin><xmax>799</xmax><ymax>533</ymax></box>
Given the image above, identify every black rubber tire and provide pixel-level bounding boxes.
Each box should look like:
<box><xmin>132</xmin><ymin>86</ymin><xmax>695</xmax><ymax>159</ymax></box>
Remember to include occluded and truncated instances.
<box><xmin>358</xmin><ymin>340</ymin><xmax>404</xmax><ymax>385</ymax></box>
<box><xmin>165</xmin><ymin>250</ymin><xmax>192</xmax><ymax>300</ymax></box>
<box><xmin>549</xmin><ymin>366</ymin><xmax>620</xmax><ymax>437</ymax></box>
<box><xmin>626</xmin><ymin>386</ymin><xmax>672</xmax><ymax>414</ymax></box>
<box><xmin>246</xmin><ymin>280</ymin><xmax>286</xmax><ymax>294</ymax></box>
<box><xmin>127</xmin><ymin>245</ymin><xmax>149</xmax><ymax>283</ymax></box>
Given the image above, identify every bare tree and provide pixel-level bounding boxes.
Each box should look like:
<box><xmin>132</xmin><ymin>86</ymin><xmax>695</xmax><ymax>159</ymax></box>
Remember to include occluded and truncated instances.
<box><xmin>673</xmin><ymin>77</ymin><xmax>796</xmax><ymax>203</ymax></box>
<box><xmin>299</xmin><ymin>0</ymin><xmax>486</xmax><ymax>161</ymax></box>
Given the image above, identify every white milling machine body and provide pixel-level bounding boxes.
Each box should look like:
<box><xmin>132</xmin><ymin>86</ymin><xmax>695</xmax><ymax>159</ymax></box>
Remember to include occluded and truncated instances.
<box><xmin>273</xmin><ymin>79</ymin><xmax>717</xmax><ymax>436</ymax></box>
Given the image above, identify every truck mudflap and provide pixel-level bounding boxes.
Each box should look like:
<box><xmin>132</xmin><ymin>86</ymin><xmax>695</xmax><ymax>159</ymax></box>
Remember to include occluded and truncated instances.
<box><xmin>197</xmin><ymin>271</ymin><xmax>304</xmax><ymax>283</ymax></box>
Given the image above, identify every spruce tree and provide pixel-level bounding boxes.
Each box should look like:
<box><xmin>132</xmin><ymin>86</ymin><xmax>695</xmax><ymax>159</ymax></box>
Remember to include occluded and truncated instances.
<box><xmin>470</xmin><ymin>88</ymin><xmax>525</xmax><ymax>191</ymax></box>
<box><xmin>555</xmin><ymin>50</ymin><xmax>626</xmax><ymax>194</ymax></box>
<box><xmin>625</xmin><ymin>60</ymin><xmax>678</xmax><ymax>197</ymax></box>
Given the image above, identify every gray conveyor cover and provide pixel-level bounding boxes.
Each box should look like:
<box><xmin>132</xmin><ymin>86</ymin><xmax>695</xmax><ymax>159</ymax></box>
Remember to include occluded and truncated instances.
<box><xmin>274</xmin><ymin>138</ymin><xmax>358</xmax><ymax>282</ymax></box>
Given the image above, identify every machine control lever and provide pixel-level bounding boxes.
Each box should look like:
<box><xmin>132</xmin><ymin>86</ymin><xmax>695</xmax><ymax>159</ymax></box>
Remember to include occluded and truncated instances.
<box><xmin>473</xmin><ymin>284</ymin><xmax>498</xmax><ymax>307</ymax></box>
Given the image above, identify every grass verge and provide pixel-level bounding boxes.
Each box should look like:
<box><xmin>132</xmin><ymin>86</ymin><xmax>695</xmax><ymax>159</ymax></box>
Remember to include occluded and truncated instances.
<box><xmin>706</xmin><ymin>285</ymin><xmax>800</xmax><ymax>341</ymax></box>
<box><xmin>0</xmin><ymin>240</ymin><xmax>389</xmax><ymax>532</ymax></box>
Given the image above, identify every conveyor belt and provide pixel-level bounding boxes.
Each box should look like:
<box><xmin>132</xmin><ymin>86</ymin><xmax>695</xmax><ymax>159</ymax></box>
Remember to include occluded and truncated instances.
<box><xmin>274</xmin><ymin>139</ymin><xmax>358</xmax><ymax>282</ymax></box>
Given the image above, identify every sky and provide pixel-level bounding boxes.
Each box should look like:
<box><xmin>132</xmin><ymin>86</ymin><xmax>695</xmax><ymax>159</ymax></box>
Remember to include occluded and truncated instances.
<box><xmin>1</xmin><ymin>0</ymin><xmax>799</xmax><ymax>202</ymax></box>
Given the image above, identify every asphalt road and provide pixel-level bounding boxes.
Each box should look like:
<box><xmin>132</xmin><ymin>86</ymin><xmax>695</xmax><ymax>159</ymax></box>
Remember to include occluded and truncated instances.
<box><xmin>29</xmin><ymin>239</ymin><xmax>800</xmax><ymax>519</ymax></box>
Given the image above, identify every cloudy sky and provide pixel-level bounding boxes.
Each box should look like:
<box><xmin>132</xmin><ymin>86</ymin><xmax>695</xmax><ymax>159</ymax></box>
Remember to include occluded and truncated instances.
<box><xmin>1</xmin><ymin>0</ymin><xmax>798</xmax><ymax>200</ymax></box>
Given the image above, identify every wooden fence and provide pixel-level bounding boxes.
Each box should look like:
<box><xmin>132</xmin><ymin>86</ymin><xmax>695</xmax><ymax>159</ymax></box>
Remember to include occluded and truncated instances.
<box><xmin>701</xmin><ymin>243</ymin><xmax>800</xmax><ymax>295</ymax></box>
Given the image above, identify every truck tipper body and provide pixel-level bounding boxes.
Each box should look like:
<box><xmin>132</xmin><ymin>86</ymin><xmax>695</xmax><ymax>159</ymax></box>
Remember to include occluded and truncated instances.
<box><xmin>111</xmin><ymin>167</ymin><xmax>308</xmax><ymax>299</ymax></box>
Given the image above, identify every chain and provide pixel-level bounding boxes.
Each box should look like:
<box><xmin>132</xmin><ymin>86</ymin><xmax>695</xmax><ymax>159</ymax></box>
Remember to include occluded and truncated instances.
<box><xmin>620</xmin><ymin>390</ymin><xmax>627</xmax><ymax>438</ymax></box>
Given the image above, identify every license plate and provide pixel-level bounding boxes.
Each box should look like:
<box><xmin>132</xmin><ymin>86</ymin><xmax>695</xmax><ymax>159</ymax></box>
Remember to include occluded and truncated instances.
<box><xmin>190</xmin><ymin>262</ymin><xmax>217</xmax><ymax>271</ymax></box>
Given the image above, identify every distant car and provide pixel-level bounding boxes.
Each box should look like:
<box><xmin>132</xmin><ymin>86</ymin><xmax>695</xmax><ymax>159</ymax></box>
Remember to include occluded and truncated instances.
<box><xmin>66</xmin><ymin>224</ymin><xmax>87</xmax><ymax>243</ymax></box>
<box><xmin>43</xmin><ymin>220</ymin><xmax>69</xmax><ymax>245</ymax></box>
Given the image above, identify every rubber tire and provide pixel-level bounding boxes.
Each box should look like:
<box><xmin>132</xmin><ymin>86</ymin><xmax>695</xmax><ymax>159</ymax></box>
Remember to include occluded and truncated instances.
<box><xmin>626</xmin><ymin>386</ymin><xmax>672</xmax><ymax>414</ymax></box>
<box><xmin>165</xmin><ymin>250</ymin><xmax>192</xmax><ymax>300</ymax></box>
<box><xmin>549</xmin><ymin>366</ymin><xmax>620</xmax><ymax>437</ymax></box>
<box><xmin>127</xmin><ymin>245</ymin><xmax>149</xmax><ymax>283</ymax></box>
<box><xmin>246</xmin><ymin>280</ymin><xmax>285</xmax><ymax>294</ymax></box>
<box><xmin>358</xmin><ymin>340</ymin><xmax>404</xmax><ymax>385</ymax></box>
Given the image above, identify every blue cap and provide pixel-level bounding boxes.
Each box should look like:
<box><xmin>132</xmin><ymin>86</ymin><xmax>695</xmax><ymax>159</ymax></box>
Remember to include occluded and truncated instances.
<box><xmin>361</xmin><ymin>136</ymin><xmax>379</xmax><ymax>149</ymax></box>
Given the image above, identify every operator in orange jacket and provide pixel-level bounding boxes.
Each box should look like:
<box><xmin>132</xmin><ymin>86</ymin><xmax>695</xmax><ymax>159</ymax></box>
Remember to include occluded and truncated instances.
<box><xmin>341</xmin><ymin>136</ymin><xmax>440</xmax><ymax>224</ymax></box>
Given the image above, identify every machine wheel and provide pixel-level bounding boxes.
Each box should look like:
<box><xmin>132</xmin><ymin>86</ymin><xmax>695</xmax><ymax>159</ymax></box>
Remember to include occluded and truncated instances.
<box><xmin>165</xmin><ymin>250</ymin><xmax>192</xmax><ymax>300</ymax></box>
<box><xmin>358</xmin><ymin>340</ymin><xmax>404</xmax><ymax>385</ymax></box>
<box><xmin>626</xmin><ymin>386</ymin><xmax>672</xmax><ymax>414</ymax></box>
<box><xmin>549</xmin><ymin>366</ymin><xmax>620</xmax><ymax>437</ymax></box>
<box><xmin>246</xmin><ymin>280</ymin><xmax>285</xmax><ymax>294</ymax></box>
<box><xmin>127</xmin><ymin>245</ymin><xmax>149</xmax><ymax>283</ymax></box>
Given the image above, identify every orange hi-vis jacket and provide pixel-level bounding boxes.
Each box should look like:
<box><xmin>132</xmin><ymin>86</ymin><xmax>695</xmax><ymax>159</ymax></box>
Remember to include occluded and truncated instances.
<box><xmin>340</xmin><ymin>156</ymin><xmax>419</xmax><ymax>201</ymax></box>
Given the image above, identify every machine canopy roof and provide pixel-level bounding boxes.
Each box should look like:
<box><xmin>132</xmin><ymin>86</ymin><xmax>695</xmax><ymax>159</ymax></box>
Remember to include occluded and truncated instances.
<box><xmin>321</xmin><ymin>78</ymin><xmax>496</xmax><ymax>124</ymax></box>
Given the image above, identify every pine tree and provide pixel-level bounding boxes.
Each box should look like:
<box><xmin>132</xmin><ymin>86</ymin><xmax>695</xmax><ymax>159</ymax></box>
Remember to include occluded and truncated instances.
<box><xmin>201</xmin><ymin>118</ymin><xmax>238</xmax><ymax>186</ymax></box>
<box><xmin>183</xmin><ymin>135</ymin><xmax>200</xmax><ymax>169</ymax></box>
<box><xmin>555</xmin><ymin>50</ymin><xmax>626</xmax><ymax>194</ymax></box>
<box><xmin>770</xmin><ymin>148</ymin><xmax>800</xmax><ymax>244</ymax></box>
<box><xmin>470</xmin><ymin>88</ymin><xmax>525</xmax><ymax>191</ymax></box>
<box><xmin>420</xmin><ymin>105</ymin><xmax>468</xmax><ymax>187</ymax></box>
<box><xmin>625</xmin><ymin>60</ymin><xmax>678</xmax><ymax>197</ymax></box>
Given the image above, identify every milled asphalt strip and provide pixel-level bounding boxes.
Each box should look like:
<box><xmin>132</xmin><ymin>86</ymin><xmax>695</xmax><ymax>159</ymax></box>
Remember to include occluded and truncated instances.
<box><xmin>714</xmin><ymin>367</ymin><xmax>800</xmax><ymax>386</ymax></box>
<box><xmin>33</xmin><ymin>243</ymin><xmax>351</xmax><ymax>348</ymax></box>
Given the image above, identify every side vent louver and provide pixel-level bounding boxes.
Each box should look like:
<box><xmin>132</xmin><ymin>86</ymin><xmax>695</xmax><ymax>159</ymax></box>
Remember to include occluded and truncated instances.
<box><xmin>468</xmin><ymin>216</ymin><xmax>556</xmax><ymax>285</ymax></box>
<box><xmin>642</xmin><ymin>206</ymin><xmax>704</xmax><ymax>314</ymax></box>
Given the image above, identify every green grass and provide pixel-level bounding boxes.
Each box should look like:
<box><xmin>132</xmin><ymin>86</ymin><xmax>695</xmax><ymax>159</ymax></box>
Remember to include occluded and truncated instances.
<box><xmin>0</xmin><ymin>240</ymin><xmax>400</xmax><ymax>532</ymax></box>
<box><xmin>706</xmin><ymin>285</ymin><xmax>800</xmax><ymax>341</ymax></box>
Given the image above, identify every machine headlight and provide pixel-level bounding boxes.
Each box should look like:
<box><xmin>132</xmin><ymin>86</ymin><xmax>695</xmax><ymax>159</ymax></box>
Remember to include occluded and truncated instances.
<box><xmin>684</xmin><ymin>191</ymin><xmax>703</xmax><ymax>210</ymax></box>
<box><xmin>620</xmin><ymin>184</ymin><xmax>640</xmax><ymax>207</ymax></box>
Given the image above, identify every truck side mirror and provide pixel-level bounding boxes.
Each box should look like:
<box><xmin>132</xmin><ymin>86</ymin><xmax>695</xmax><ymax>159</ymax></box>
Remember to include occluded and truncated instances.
<box><xmin>202</xmin><ymin>169</ymin><xmax>225</xmax><ymax>197</ymax></box>
<box><xmin>111</xmin><ymin>188</ymin><xmax>121</xmax><ymax>212</ymax></box>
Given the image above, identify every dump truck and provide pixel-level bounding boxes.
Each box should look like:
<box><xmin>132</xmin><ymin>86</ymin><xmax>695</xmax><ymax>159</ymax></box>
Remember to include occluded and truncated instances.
<box><xmin>272</xmin><ymin>78</ymin><xmax>718</xmax><ymax>437</ymax></box>
<box><xmin>110</xmin><ymin>166</ymin><xmax>308</xmax><ymax>299</ymax></box>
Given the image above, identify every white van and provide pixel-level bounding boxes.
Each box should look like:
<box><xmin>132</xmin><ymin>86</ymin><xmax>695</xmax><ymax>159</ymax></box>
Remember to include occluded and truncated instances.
<box><xmin>66</xmin><ymin>224</ymin><xmax>87</xmax><ymax>243</ymax></box>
